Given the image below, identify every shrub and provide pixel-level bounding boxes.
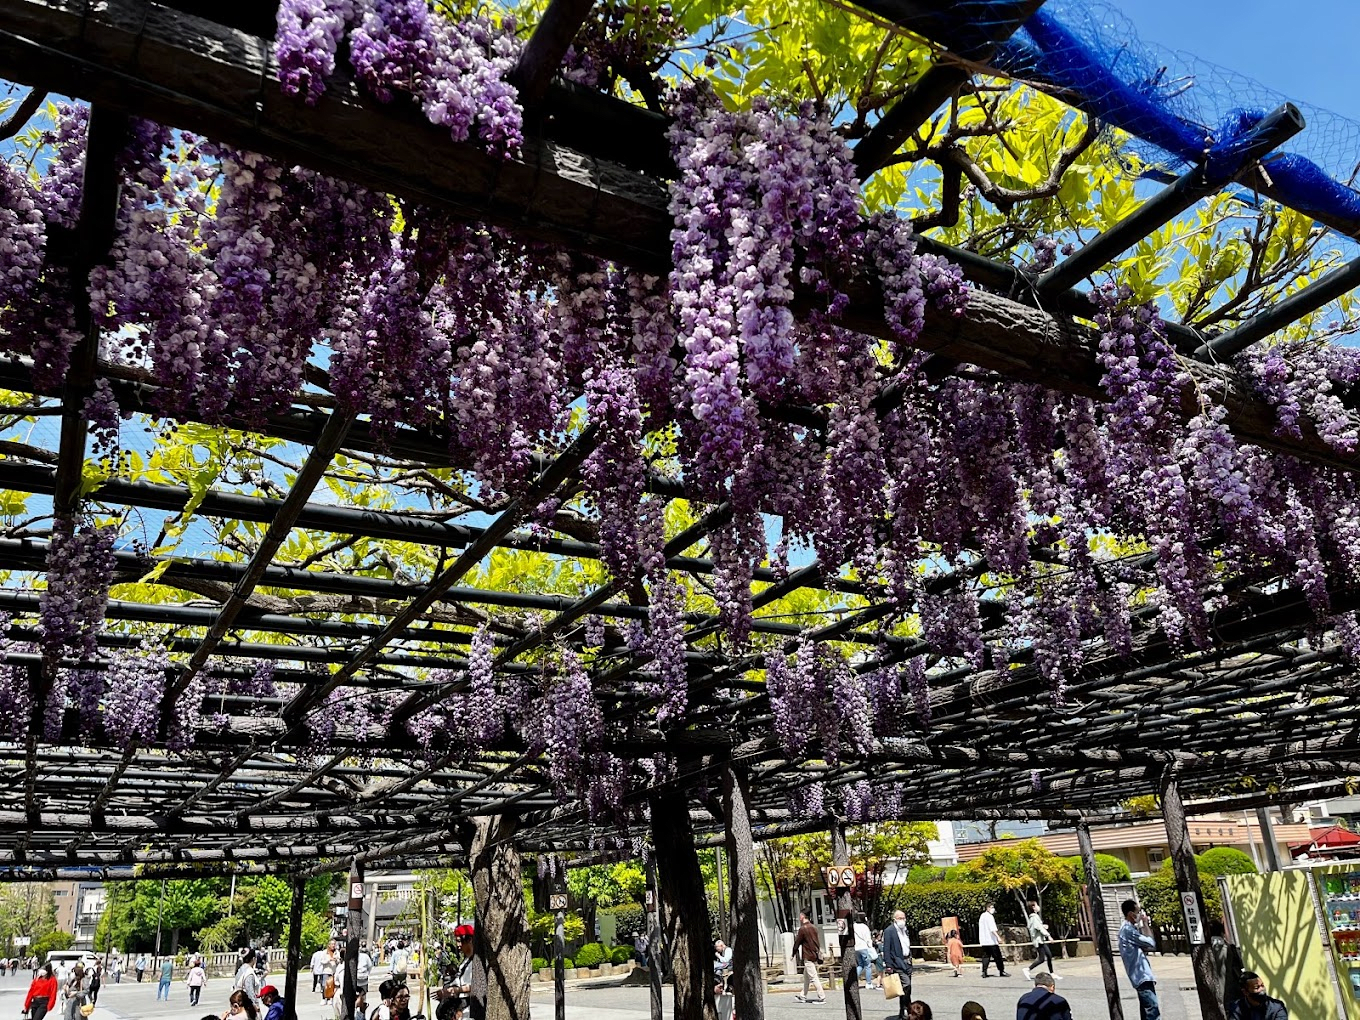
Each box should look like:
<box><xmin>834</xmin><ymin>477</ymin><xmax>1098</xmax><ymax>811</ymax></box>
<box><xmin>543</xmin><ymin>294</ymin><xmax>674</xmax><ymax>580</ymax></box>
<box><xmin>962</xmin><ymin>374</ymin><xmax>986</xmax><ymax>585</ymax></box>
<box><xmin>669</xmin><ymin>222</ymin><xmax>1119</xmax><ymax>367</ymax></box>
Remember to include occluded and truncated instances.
<box><xmin>602</xmin><ymin>903</ymin><xmax>647</xmax><ymax>939</ymax></box>
<box><xmin>532</xmin><ymin>957</ymin><xmax>548</xmax><ymax>971</ymax></box>
<box><xmin>1060</xmin><ymin>853</ymin><xmax>1132</xmax><ymax>884</ymax></box>
<box><xmin>562</xmin><ymin>958</ymin><xmax>574</xmax><ymax>970</ymax></box>
<box><xmin>575</xmin><ymin>942</ymin><xmax>606</xmax><ymax>968</ymax></box>
<box><xmin>1197</xmin><ymin>848</ymin><xmax>1256</xmax><ymax>877</ymax></box>
<box><xmin>610</xmin><ymin>946</ymin><xmax>633</xmax><ymax>964</ymax></box>
<box><xmin>904</xmin><ymin>867</ymin><xmax>946</xmax><ymax>884</ymax></box>
<box><xmin>883</xmin><ymin>882</ymin><xmax>1005</xmax><ymax>937</ymax></box>
<box><xmin>1136</xmin><ymin>861</ymin><xmax>1223</xmax><ymax>925</ymax></box>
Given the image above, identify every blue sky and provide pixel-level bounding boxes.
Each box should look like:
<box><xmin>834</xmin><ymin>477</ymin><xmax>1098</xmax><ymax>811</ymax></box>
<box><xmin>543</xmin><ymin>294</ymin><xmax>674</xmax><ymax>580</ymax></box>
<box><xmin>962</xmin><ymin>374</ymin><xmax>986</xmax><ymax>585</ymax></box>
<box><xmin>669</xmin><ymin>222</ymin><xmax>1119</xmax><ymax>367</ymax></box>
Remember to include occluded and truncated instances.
<box><xmin>1115</xmin><ymin>1</ymin><xmax>1360</xmax><ymax>122</ymax></box>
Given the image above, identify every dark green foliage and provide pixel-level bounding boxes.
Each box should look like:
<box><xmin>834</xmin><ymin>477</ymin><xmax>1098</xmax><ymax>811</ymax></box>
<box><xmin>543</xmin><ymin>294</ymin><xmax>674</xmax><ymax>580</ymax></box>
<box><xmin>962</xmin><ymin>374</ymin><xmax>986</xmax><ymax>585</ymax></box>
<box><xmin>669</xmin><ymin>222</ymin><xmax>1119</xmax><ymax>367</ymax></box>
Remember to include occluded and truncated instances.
<box><xmin>882</xmin><ymin>882</ymin><xmax>1021</xmax><ymax>936</ymax></box>
<box><xmin>575</xmin><ymin>942</ymin><xmax>606</xmax><ymax>968</ymax></box>
<box><xmin>602</xmin><ymin>903</ymin><xmax>647</xmax><ymax>938</ymax></box>
<box><xmin>610</xmin><ymin>945</ymin><xmax>633</xmax><ymax>964</ymax></box>
<box><xmin>1135</xmin><ymin>861</ymin><xmax>1224</xmax><ymax>925</ymax></box>
<box><xmin>532</xmin><ymin>957</ymin><xmax>548</xmax><ymax>971</ymax></box>
<box><xmin>1060</xmin><ymin>853</ymin><xmax>1132</xmax><ymax>883</ymax></box>
<box><xmin>1197</xmin><ymin>848</ymin><xmax>1257</xmax><ymax>876</ymax></box>
<box><xmin>31</xmin><ymin>932</ymin><xmax>73</xmax><ymax>957</ymax></box>
<box><xmin>904</xmin><ymin>867</ymin><xmax>946</xmax><ymax>884</ymax></box>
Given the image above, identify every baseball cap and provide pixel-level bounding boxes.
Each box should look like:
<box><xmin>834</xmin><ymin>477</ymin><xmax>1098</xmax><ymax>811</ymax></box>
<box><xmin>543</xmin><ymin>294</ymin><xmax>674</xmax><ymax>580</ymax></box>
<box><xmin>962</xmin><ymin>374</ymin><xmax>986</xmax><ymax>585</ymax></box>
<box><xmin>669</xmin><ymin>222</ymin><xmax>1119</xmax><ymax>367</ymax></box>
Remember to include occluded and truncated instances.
<box><xmin>259</xmin><ymin>985</ymin><xmax>279</xmax><ymax>998</ymax></box>
<box><xmin>454</xmin><ymin>924</ymin><xmax>474</xmax><ymax>938</ymax></box>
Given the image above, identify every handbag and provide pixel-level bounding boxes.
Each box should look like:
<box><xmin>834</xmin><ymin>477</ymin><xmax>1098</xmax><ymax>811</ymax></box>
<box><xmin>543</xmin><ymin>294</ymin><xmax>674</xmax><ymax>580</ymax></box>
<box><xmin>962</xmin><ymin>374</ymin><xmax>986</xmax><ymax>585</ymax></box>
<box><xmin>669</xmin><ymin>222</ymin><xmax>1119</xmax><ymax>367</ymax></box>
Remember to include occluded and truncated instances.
<box><xmin>324</xmin><ymin>975</ymin><xmax>337</xmax><ymax>1000</ymax></box>
<box><xmin>882</xmin><ymin>972</ymin><xmax>904</xmax><ymax>1000</ymax></box>
<box><xmin>79</xmin><ymin>1005</ymin><xmax>95</xmax><ymax>1017</ymax></box>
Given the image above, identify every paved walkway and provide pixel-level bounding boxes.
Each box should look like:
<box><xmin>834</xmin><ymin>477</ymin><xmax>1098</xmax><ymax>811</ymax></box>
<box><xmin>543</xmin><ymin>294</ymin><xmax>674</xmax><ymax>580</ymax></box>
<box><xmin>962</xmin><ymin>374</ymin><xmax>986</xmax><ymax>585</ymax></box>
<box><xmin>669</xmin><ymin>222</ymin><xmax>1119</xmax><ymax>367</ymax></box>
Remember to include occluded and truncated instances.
<box><xmin>0</xmin><ymin>956</ymin><xmax>1206</xmax><ymax>1019</ymax></box>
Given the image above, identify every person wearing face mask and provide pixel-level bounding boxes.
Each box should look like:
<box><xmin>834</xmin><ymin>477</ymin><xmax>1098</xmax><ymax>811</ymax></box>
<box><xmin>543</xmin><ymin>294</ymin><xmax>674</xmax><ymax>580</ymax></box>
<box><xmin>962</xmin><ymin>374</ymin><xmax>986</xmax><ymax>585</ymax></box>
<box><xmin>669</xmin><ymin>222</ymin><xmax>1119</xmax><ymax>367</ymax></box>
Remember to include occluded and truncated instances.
<box><xmin>978</xmin><ymin>903</ymin><xmax>1007</xmax><ymax>978</ymax></box>
<box><xmin>1227</xmin><ymin>972</ymin><xmax>1288</xmax><ymax>1019</ymax></box>
<box><xmin>882</xmin><ymin>910</ymin><xmax>914</xmax><ymax>1019</ymax></box>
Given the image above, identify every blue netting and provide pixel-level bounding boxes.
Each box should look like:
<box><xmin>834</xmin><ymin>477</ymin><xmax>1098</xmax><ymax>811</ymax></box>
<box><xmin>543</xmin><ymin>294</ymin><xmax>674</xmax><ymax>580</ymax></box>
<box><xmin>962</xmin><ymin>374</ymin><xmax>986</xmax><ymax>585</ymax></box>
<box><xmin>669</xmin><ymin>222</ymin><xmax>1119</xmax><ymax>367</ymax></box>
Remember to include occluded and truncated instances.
<box><xmin>945</xmin><ymin>0</ymin><xmax>1360</xmax><ymax>230</ymax></box>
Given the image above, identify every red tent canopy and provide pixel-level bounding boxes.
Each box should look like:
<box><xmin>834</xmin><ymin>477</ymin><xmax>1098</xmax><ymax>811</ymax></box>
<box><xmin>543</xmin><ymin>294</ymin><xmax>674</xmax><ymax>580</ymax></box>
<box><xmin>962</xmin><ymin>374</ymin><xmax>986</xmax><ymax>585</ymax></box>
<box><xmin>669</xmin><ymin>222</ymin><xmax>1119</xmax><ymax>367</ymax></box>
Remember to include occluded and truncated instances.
<box><xmin>1290</xmin><ymin>825</ymin><xmax>1360</xmax><ymax>859</ymax></box>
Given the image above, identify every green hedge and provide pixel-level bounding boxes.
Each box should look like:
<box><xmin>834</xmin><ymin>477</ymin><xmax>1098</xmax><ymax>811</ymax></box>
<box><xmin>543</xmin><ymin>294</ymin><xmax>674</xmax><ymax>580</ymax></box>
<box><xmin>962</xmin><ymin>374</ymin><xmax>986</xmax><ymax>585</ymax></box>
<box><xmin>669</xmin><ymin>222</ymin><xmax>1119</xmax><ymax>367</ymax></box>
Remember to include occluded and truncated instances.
<box><xmin>575</xmin><ymin>943</ymin><xmax>607</xmax><ymax>968</ymax></box>
<box><xmin>883</xmin><ymin>882</ymin><xmax>1013</xmax><ymax>936</ymax></box>
<box><xmin>562</xmin><ymin>958</ymin><xmax>575</xmax><ymax>969</ymax></box>
<box><xmin>1198</xmin><ymin>848</ymin><xmax>1256</xmax><ymax>876</ymax></box>
<box><xmin>532</xmin><ymin>957</ymin><xmax>548</xmax><ymax>971</ymax></box>
<box><xmin>1136</xmin><ymin>862</ymin><xmax>1223</xmax><ymax>926</ymax></box>
<box><xmin>610</xmin><ymin>946</ymin><xmax>633</xmax><ymax>964</ymax></box>
<box><xmin>602</xmin><ymin>903</ymin><xmax>647</xmax><ymax>939</ymax></box>
<box><xmin>1060</xmin><ymin>853</ymin><xmax>1131</xmax><ymax>883</ymax></box>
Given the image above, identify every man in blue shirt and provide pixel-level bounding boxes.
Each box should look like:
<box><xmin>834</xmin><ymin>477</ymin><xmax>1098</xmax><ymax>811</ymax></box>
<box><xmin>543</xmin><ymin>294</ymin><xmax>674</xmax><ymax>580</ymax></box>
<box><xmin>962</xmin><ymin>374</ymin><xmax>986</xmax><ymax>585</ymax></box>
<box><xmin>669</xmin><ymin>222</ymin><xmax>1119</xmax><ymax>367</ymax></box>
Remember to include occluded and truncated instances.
<box><xmin>1119</xmin><ymin>898</ymin><xmax>1160</xmax><ymax>1020</ymax></box>
<box><xmin>259</xmin><ymin>984</ymin><xmax>285</xmax><ymax>1020</ymax></box>
<box><xmin>1016</xmin><ymin>972</ymin><xmax>1073</xmax><ymax>1020</ymax></box>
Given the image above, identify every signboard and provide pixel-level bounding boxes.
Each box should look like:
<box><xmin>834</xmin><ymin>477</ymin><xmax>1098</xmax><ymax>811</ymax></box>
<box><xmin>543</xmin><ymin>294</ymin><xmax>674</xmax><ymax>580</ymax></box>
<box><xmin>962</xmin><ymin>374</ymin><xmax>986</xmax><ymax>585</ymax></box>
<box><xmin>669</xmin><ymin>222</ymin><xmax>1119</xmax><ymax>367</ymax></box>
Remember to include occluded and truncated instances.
<box><xmin>822</xmin><ymin>866</ymin><xmax>857</xmax><ymax>891</ymax></box>
<box><xmin>645</xmin><ymin>889</ymin><xmax>656</xmax><ymax>912</ymax></box>
<box><xmin>548</xmin><ymin>893</ymin><xmax>568</xmax><ymax>911</ymax></box>
<box><xmin>13</xmin><ymin>936</ymin><xmax>29</xmax><ymax>947</ymax></box>
<box><xmin>350</xmin><ymin>882</ymin><xmax>365</xmax><ymax>901</ymax></box>
<box><xmin>836</xmin><ymin>917</ymin><xmax>848</xmax><ymax>937</ymax></box>
<box><xmin>1181</xmin><ymin>892</ymin><xmax>1205</xmax><ymax>945</ymax></box>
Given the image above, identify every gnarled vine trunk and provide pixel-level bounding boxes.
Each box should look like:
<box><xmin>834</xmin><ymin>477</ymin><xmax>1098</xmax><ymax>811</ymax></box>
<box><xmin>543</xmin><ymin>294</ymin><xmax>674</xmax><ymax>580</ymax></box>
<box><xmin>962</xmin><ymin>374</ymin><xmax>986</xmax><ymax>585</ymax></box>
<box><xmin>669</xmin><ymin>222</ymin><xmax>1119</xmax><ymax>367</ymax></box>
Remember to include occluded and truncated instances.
<box><xmin>465</xmin><ymin>815</ymin><xmax>533</xmax><ymax>1020</ymax></box>
<box><xmin>650</xmin><ymin>787</ymin><xmax>717</xmax><ymax>1020</ymax></box>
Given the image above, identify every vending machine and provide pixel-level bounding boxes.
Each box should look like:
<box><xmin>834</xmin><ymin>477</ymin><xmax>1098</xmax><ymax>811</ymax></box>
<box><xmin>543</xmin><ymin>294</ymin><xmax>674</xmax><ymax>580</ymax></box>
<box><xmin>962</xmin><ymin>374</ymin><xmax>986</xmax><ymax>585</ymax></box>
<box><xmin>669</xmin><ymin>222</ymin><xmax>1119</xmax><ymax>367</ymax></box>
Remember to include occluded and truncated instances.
<box><xmin>1318</xmin><ymin>868</ymin><xmax>1360</xmax><ymax>1004</ymax></box>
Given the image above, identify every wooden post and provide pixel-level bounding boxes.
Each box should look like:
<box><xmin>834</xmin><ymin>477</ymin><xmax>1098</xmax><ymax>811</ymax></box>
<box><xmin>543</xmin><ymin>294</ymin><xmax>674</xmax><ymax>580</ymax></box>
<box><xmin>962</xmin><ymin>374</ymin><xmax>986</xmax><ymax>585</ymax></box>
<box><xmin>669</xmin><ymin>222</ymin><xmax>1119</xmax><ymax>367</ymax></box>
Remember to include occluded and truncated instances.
<box><xmin>1256</xmin><ymin>808</ymin><xmax>1283</xmax><ymax>872</ymax></box>
<box><xmin>553</xmin><ymin>902</ymin><xmax>566</xmax><ymax>1020</ymax></box>
<box><xmin>831</xmin><ymin>821</ymin><xmax>861</xmax><ymax>1020</ymax></box>
<box><xmin>343</xmin><ymin>860</ymin><xmax>363</xmax><ymax>1020</ymax></box>
<box><xmin>650</xmin><ymin>786</ymin><xmax>717</xmax><ymax>1020</ymax></box>
<box><xmin>646</xmin><ymin>855</ymin><xmax>664</xmax><ymax>1020</ymax></box>
<box><xmin>1076</xmin><ymin>821</ymin><xmax>1125</xmax><ymax>1020</ymax></box>
<box><xmin>282</xmin><ymin>875</ymin><xmax>306</xmax><ymax>1020</ymax></box>
<box><xmin>722</xmin><ymin>766</ymin><xmax>763</xmax><ymax>1020</ymax></box>
<box><xmin>1159</xmin><ymin>770</ymin><xmax>1224</xmax><ymax>1020</ymax></box>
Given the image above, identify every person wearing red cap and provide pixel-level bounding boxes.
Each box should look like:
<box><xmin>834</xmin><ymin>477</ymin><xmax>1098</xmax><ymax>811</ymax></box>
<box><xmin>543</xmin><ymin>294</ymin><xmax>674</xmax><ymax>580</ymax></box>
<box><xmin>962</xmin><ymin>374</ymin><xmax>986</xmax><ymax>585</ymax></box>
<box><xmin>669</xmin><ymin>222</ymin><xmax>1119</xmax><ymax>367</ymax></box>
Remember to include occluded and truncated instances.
<box><xmin>259</xmin><ymin>984</ymin><xmax>284</xmax><ymax>1020</ymax></box>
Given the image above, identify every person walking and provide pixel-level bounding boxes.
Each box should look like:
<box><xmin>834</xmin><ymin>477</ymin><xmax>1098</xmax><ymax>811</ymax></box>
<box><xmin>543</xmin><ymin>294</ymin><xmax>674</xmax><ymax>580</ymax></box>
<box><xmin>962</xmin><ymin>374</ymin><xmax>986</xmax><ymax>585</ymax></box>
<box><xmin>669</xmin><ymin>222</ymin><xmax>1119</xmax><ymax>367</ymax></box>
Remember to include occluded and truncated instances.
<box><xmin>979</xmin><ymin>903</ymin><xmax>1008</xmax><ymax>978</ymax></box>
<box><xmin>62</xmin><ymin>963</ymin><xmax>90</xmax><ymax>1020</ymax></box>
<box><xmin>852</xmin><ymin>911</ymin><xmax>879</xmax><ymax>989</ymax></box>
<box><xmin>389</xmin><ymin>940</ymin><xmax>410</xmax><ymax>984</ymax></box>
<box><xmin>157</xmin><ymin>956</ymin><xmax>175</xmax><ymax>1001</ymax></box>
<box><xmin>88</xmin><ymin>961</ymin><xmax>102</xmax><ymax>1006</ymax></box>
<box><xmin>310</xmin><ymin>945</ymin><xmax>328</xmax><ymax>993</ymax></box>
<box><xmin>187</xmin><ymin>957</ymin><xmax>208</xmax><ymax>1007</ymax></box>
<box><xmin>791</xmin><ymin>909</ymin><xmax>826</xmax><ymax>1004</ymax></box>
<box><xmin>109</xmin><ymin>954</ymin><xmax>122</xmax><ymax>984</ymax></box>
<box><xmin>320</xmin><ymin>940</ymin><xmax>339</xmax><ymax>1001</ymax></box>
<box><xmin>946</xmin><ymin>928</ymin><xmax>965</xmax><ymax>978</ymax></box>
<box><xmin>1022</xmin><ymin>900</ymin><xmax>1060</xmax><ymax>982</ymax></box>
<box><xmin>23</xmin><ymin>963</ymin><xmax>57</xmax><ymax>1020</ymax></box>
<box><xmin>135</xmin><ymin>953</ymin><xmax>147</xmax><ymax>983</ymax></box>
<box><xmin>882</xmin><ymin>909</ymin><xmax>914</xmax><ymax>1020</ymax></box>
<box><xmin>1016</xmin><ymin>972</ymin><xmax>1073</xmax><ymax>1020</ymax></box>
<box><xmin>1119</xmin><ymin>898</ymin><xmax>1160</xmax><ymax>1020</ymax></box>
<box><xmin>1227</xmin><ymin>972</ymin><xmax>1289</xmax><ymax>1019</ymax></box>
<box><xmin>234</xmin><ymin>949</ymin><xmax>262</xmax><ymax>1011</ymax></box>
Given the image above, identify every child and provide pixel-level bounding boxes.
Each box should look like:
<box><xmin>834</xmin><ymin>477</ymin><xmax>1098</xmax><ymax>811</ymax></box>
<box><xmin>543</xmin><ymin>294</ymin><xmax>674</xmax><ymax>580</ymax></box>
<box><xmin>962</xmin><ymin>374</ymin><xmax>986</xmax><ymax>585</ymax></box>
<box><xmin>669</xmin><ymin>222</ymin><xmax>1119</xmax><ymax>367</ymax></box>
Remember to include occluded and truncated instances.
<box><xmin>946</xmin><ymin>928</ymin><xmax>964</xmax><ymax>978</ymax></box>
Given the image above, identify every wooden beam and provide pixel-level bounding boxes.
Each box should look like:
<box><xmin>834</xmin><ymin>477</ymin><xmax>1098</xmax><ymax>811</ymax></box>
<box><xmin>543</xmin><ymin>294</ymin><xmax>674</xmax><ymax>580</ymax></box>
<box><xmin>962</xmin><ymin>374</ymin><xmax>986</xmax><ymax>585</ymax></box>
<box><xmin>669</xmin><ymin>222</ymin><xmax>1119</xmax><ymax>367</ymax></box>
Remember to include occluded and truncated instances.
<box><xmin>509</xmin><ymin>0</ymin><xmax>596</xmax><ymax>106</ymax></box>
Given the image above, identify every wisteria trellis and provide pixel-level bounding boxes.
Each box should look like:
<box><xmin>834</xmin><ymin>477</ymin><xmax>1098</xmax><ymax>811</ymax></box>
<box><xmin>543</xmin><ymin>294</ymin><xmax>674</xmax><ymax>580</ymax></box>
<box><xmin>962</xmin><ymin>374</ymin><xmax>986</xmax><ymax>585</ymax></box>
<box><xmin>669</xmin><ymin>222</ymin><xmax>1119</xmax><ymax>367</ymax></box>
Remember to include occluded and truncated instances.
<box><xmin>0</xmin><ymin>0</ymin><xmax>1358</xmax><ymax>862</ymax></box>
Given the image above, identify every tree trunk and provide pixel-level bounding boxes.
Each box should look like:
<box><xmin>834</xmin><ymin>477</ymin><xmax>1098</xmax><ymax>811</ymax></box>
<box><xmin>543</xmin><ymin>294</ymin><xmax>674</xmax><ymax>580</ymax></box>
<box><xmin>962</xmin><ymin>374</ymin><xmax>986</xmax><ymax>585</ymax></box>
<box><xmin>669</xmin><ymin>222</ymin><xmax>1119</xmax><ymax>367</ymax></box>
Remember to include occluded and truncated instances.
<box><xmin>466</xmin><ymin>816</ymin><xmax>534</xmax><ymax>1020</ymax></box>
<box><xmin>1160</xmin><ymin>770</ymin><xmax>1225</xmax><ymax>1020</ymax></box>
<box><xmin>722</xmin><ymin>766</ymin><xmax>763</xmax><ymax>1020</ymax></box>
<box><xmin>650</xmin><ymin>787</ymin><xmax>717</xmax><ymax>1020</ymax></box>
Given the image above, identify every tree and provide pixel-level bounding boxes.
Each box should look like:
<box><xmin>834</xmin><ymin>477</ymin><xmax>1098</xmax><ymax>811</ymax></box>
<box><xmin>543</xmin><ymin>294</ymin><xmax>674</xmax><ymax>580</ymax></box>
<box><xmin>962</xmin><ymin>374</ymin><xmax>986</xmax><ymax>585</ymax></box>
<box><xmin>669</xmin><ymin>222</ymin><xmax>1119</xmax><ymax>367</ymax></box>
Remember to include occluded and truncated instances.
<box><xmin>757</xmin><ymin>822</ymin><xmax>936</xmax><ymax>932</ymax></box>
<box><xmin>0</xmin><ymin>885</ymin><xmax>59</xmax><ymax>956</ymax></box>
<box><xmin>566</xmin><ymin>860</ymin><xmax>646</xmax><ymax>936</ymax></box>
<box><xmin>964</xmin><ymin>839</ymin><xmax>1076</xmax><ymax>917</ymax></box>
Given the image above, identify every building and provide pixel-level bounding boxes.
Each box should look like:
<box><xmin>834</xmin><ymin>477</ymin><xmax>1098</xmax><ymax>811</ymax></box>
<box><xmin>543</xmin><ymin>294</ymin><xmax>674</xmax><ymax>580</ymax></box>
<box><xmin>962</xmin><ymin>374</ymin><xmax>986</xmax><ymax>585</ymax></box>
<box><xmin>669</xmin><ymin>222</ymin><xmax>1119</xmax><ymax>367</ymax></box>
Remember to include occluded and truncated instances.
<box><xmin>49</xmin><ymin>882</ymin><xmax>104</xmax><ymax>949</ymax></box>
<box><xmin>953</xmin><ymin>811</ymin><xmax>1311</xmax><ymax>876</ymax></box>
